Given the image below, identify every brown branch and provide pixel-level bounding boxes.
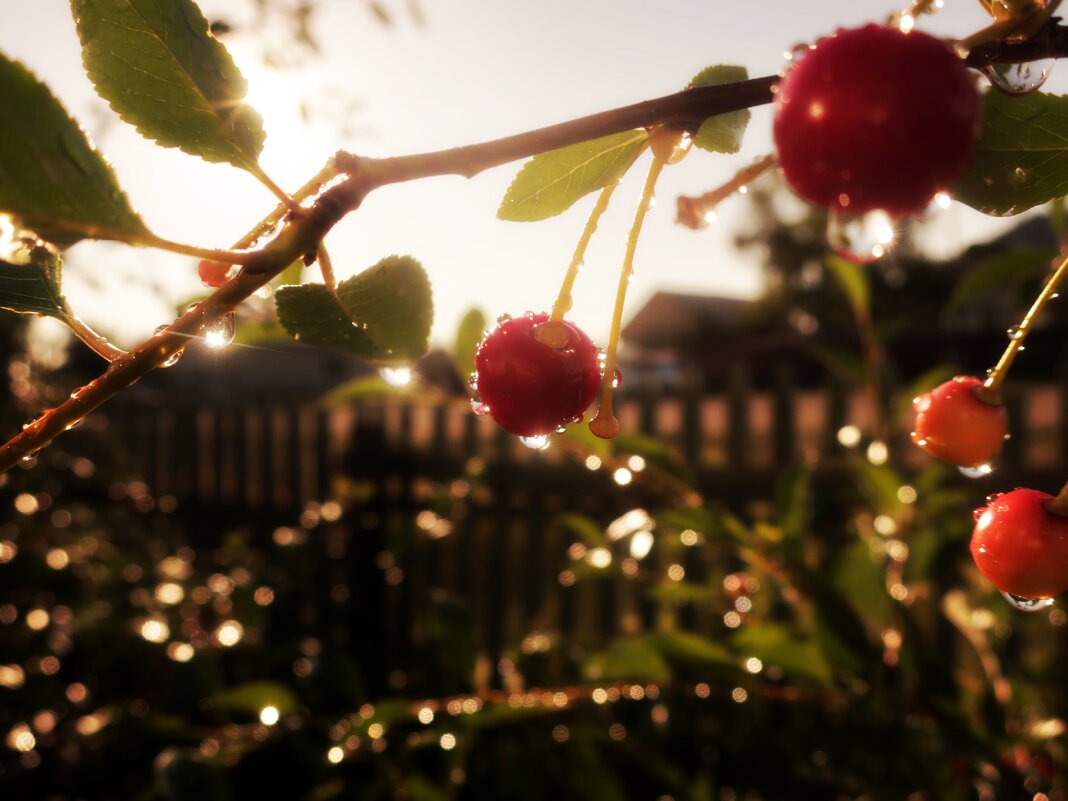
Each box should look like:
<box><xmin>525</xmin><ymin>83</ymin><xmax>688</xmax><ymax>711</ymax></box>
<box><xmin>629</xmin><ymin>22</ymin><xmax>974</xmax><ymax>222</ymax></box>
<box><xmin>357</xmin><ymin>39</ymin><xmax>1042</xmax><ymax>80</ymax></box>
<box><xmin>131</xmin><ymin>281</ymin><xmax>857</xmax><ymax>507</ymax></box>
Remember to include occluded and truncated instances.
<box><xmin>5</xmin><ymin>19</ymin><xmax>1068</xmax><ymax>473</ymax></box>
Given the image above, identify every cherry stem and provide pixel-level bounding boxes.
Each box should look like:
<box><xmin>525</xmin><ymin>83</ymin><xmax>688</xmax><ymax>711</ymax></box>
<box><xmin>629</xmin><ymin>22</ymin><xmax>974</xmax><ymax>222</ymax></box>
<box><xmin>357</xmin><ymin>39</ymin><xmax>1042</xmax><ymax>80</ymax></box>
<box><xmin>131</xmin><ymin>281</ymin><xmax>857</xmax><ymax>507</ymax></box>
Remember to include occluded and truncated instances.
<box><xmin>247</xmin><ymin>162</ymin><xmax>304</xmax><ymax>215</ymax></box>
<box><xmin>676</xmin><ymin>154</ymin><xmax>776</xmax><ymax>229</ymax></box>
<box><xmin>549</xmin><ymin>180</ymin><xmax>625</xmax><ymax>323</ymax></box>
<box><xmin>1049</xmin><ymin>478</ymin><xmax>1068</xmax><ymax>517</ymax></box>
<box><xmin>591</xmin><ymin>153</ymin><xmax>666</xmax><ymax>437</ymax></box>
<box><xmin>64</xmin><ymin>313</ymin><xmax>126</xmax><ymax>362</ymax></box>
<box><xmin>983</xmin><ymin>250</ymin><xmax>1068</xmax><ymax>396</ymax></box>
<box><xmin>318</xmin><ymin>240</ymin><xmax>338</xmax><ymax>292</ymax></box>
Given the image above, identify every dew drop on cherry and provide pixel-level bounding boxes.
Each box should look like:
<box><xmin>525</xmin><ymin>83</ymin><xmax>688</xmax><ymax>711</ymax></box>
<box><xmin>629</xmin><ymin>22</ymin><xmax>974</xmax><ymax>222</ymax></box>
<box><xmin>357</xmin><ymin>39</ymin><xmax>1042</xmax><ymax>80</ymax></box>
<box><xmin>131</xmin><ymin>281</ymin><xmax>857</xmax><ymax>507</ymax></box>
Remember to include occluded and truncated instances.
<box><xmin>518</xmin><ymin>434</ymin><xmax>550</xmax><ymax>450</ymax></box>
<box><xmin>972</xmin><ymin>507</ymin><xmax>987</xmax><ymax>522</ymax></box>
<box><xmin>958</xmin><ymin>464</ymin><xmax>993</xmax><ymax>479</ymax></box>
<box><xmin>470</xmin><ymin>398</ymin><xmax>490</xmax><ymax>416</ymax></box>
<box><xmin>984</xmin><ymin>59</ymin><xmax>1055</xmax><ymax>96</ymax></box>
<box><xmin>827</xmin><ymin>209</ymin><xmax>896</xmax><ymax>264</ymax></box>
<box><xmin>1001</xmin><ymin>591</ymin><xmax>1054</xmax><ymax>613</ymax></box>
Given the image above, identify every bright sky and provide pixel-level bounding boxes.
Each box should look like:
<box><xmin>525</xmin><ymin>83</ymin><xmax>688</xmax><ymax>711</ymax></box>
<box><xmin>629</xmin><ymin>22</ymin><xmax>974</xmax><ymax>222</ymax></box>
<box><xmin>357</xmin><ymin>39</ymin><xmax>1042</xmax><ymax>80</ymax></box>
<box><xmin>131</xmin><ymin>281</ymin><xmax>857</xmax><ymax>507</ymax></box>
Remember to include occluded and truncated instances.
<box><xmin>0</xmin><ymin>1</ymin><xmax>1049</xmax><ymax>349</ymax></box>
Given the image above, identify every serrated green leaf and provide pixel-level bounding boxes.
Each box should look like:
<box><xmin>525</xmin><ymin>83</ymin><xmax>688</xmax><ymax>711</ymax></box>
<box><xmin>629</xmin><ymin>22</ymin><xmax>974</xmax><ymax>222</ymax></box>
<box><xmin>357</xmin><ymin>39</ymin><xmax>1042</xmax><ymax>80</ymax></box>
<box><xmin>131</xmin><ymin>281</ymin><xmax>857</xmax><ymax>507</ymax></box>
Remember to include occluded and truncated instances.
<box><xmin>497</xmin><ymin>129</ymin><xmax>647</xmax><ymax>222</ymax></box>
<box><xmin>276</xmin><ymin>256</ymin><xmax>432</xmax><ymax>363</ymax></box>
<box><xmin>824</xmin><ymin>254</ymin><xmax>870</xmax><ymax>318</ymax></box>
<box><xmin>452</xmin><ymin>307</ymin><xmax>486</xmax><ymax>383</ymax></box>
<box><xmin>954</xmin><ymin>91</ymin><xmax>1068</xmax><ymax>215</ymax></box>
<box><xmin>71</xmin><ymin>0</ymin><xmax>266</xmax><ymax>172</ymax></box>
<box><xmin>0</xmin><ymin>244</ymin><xmax>73</xmax><ymax>322</ymax></box>
<box><xmin>0</xmin><ymin>53</ymin><xmax>148</xmax><ymax>248</ymax></box>
<box><xmin>275</xmin><ymin>282</ymin><xmax>380</xmax><ymax>356</ymax></box>
<box><xmin>947</xmin><ymin>247</ymin><xmax>1055</xmax><ymax>311</ymax></box>
<box><xmin>688</xmin><ymin>65</ymin><xmax>751</xmax><ymax>154</ymax></box>
<box><xmin>337</xmin><ymin>255</ymin><xmax>432</xmax><ymax>362</ymax></box>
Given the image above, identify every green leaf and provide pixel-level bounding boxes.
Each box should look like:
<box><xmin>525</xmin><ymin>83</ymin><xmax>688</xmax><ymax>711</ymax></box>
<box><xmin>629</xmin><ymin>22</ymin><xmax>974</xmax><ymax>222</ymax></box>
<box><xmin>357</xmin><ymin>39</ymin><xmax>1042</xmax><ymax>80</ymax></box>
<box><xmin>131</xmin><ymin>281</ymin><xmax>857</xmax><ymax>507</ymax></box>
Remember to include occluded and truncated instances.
<box><xmin>585</xmin><ymin>636</ymin><xmax>672</xmax><ymax>683</ymax></box>
<box><xmin>0</xmin><ymin>244</ymin><xmax>73</xmax><ymax>322</ymax></box>
<box><xmin>732</xmin><ymin>624</ymin><xmax>833</xmax><ymax>685</ymax></box>
<box><xmin>947</xmin><ymin>247</ymin><xmax>1056</xmax><ymax>312</ymax></box>
<box><xmin>650</xmin><ymin>631</ymin><xmax>736</xmax><ymax>671</ymax></box>
<box><xmin>452</xmin><ymin>307</ymin><xmax>486</xmax><ymax>384</ymax></box>
<box><xmin>337</xmin><ymin>255</ymin><xmax>433</xmax><ymax>362</ymax></box>
<box><xmin>0</xmin><ymin>54</ymin><xmax>149</xmax><ymax>247</ymax></box>
<box><xmin>275</xmin><ymin>255</ymin><xmax>432</xmax><ymax>363</ymax></box>
<box><xmin>497</xmin><ymin>129</ymin><xmax>648</xmax><ymax>221</ymax></box>
<box><xmin>688</xmin><ymin>65</ymin><xmax>751</xmax><ymax>154</ymax></box>
<box><xmin>954</xmin><ymin>91</ymin><xmax>1068</xmax><ymax>215</ymax></box>
<box><xmin>203</xmin><ymin>681</ymin><xmax>298</xmax><ymax>716</ymax></box>
<box><xmin>71</xmin><ymin>0</ymin><xmax>266</xmax><ymax>173</ymax></box>
<box><xmin>824</xmin><ymin>254</ymin><xmax>870</xmax><ymax>318</ymax></box>
<box><xmin>275</xmin><ymin>283</ymin><xmax>380</xmax><ymax>356</ymax></box>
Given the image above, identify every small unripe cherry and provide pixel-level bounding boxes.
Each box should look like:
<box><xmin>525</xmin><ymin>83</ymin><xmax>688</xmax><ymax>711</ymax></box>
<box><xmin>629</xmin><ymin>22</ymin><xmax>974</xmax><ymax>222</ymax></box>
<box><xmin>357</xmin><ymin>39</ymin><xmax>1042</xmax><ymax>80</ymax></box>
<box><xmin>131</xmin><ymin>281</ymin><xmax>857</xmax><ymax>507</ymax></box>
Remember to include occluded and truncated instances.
<box><xmin>198</xmin><ymin>259</ymin><xmax>231</xmax><ymax>288</ymax></box>
<box><xmin>773</xmin><ymin>24</ymin><xmax>981</xmax><ymax>216</ymax></box>
<box><xmin>971</xmin><ymin>489</ymin><xmax>1068</xmax><ymax>599</ymax></box>
<box><xmin>912</xmin><ymin>376</ymin><xmax>1008</xmax><ymax>468</ymax></box>
<box><xmin>473</xmin><ymin>312</ymin><xmax>602</xmax><ymax>438</ymax></box>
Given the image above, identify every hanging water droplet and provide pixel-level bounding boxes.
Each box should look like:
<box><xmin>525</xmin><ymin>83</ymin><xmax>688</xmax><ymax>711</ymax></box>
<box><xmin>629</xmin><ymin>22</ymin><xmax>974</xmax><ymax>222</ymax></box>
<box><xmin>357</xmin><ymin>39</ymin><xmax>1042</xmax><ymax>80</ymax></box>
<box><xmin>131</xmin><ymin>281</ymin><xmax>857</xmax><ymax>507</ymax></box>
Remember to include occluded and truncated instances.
<box><xmin>470</xmin><ymin>398</ymin><xmax>490</xmax><ymax>416</ymax></box>
<box><xmin>379</xmin><ymin>366</ymin><xmax>412</xmax><ymax>387</ymax></box>
<box><xmin>827</xmin><ymin>209</ymin><xmax>896</xmax><ymax>264</ymax></box>
<box><xmin>203</xmin><ymin>311</ymin><xmax>237</xmax><ymax>349</ymax></box>
<box><xmin>255</xmin><ymin>284</ymin><xmax>274</xmax><ymax>300</ymax></box>
<box><xmin>1001</xmin><ymin>592</ymin><xmax>1053</xmax><ymax>612</ymax></box>
<box><xmin>984</xmin><ymin>59</ymin><xmax>1055</xmax><ymax>96</ymax></box>
<box><xmin>612</xmin><ymin>368</ymin><xmax>623</xmax><ymax>388</ymax></box>
<box><xmin>1007</xmin><ymin>325</ymin><xmax>1020</xmax><ymax>339</ymax></box>
<box><xmin>161</xmin><ymin>348</ymin><xmax>184</xmax><ymax>368</ymax></box>
<box><xmin>555</xmin><ymin>424</ymin><xmax>569</xmax><ymax>434</ymax></box>
<box><xmin>958</xmin><ymin>463</ymin><xmax>994</xmax><ymax>479</ymax></box>
<box><xmin>518</xmin><ymin>434</ymin><xmax>550</xmax><ymax>450</ymax></box>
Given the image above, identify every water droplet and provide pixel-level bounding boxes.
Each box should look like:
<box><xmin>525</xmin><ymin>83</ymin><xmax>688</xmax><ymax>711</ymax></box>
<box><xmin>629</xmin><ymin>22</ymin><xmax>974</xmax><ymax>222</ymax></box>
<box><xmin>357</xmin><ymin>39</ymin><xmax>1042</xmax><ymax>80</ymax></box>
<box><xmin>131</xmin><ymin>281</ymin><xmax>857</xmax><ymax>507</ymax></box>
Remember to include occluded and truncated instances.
<box><xmin>161</xmin><ymin>348</ymin><xmax>184</xmax><ymax>368</ymax></box>
<box><xmin>958</xmin><ymin>464</ymin><xmax>994</xmax><ymax>479</ymax></box>
<box><xmin>973</xmin><ymin>507</ymin><xmax>987</xmax><ymax>521</ymax></box>
<box><xmin>518</xmin><ymin>434</ymin><xmax>550</xmax><ymax>450</ymax></box>
<box><xmin>984</xmin><ymin>59</ymin><xmax>1055</xmax><ymax>96</ymax></box>
<box><xmin>612</xmin><ymin>367</ymin><xmax>623</xmax><ymax>388</ymax></box>
<box><xmin>154</xmin><ymin>324</ymin><xmax>168</xmax><ymax>337</ymax></box>
<box><xmin>470</xmin><ymin>398</ymin><xmax>490</xmax><ymax>416</ymax></box>
<box><xmin>1007</xmin><ymin>325</ymin><xmax>1020</xmax><ymax>339</ymax></box>
<box><xmin>785</xmin><ymin>42</ymin><xmax>812</xmax><ymax>65</ymax></box>
<box><xmin>827</xmin><ymin>209</ymin><xmax>896</xmax><ymax>264</ymax></box>
<box><xmin>555</xmin><ymin>424</ymin><xmax>569</xmax><ymax>434</ymax></box>
<box><xmin>495</xmin><ymin>313</ymin><xmax>512</xmax><ymax>325</ymax></box>
<box><xmin>379</xmin><ymin>366</ymin><xmax>412</xmax><ymax>387</ymax></box>
<box><xmin>203</xmin><ymin>311</ymin><xmax>236</xmax><ymax>349</ymax></box>
<box><xmin>22</xmin><ymin>413</ymin><xmax>43</xmax><ymax>430</ymax></box>
<box><xmin>986</xmin><ymin>493</ymin><xmax>1003</xmax><ymax>504</ymax></box>
<box><xmin>1001</xmin><ymin>592</ymin><xmax>1053</xmax><ymax>612</ymax></box>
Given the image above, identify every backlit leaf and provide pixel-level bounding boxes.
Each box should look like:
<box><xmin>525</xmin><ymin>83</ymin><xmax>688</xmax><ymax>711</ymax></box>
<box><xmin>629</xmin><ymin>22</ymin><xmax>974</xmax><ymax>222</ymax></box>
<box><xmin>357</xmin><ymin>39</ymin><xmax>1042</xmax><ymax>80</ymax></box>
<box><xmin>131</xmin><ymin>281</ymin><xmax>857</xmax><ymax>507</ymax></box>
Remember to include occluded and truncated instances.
<box><xmin>0</xmin><ymin>244</ymin><xmax>73</xmax><ymax>322</ymax></box>
<box><xmin>0</xmin><ymin>53</ymin><xmax>148</xmax><ymax>247</ymax></box>
<box><xmin>498</xmin><ymin>130</ymin><xmax>647</xmax><ymax>221</ymax></box>
<box><xmin>71</xmin><ymin>0</ymin><xmax>266</xmax><ymax>173</ymax></box>
<box><xmin>688</xmin><ymin>65</ymin><xmax>751</xmax><ymax>154</ymax></box>
<box><xmin>954</xmin><ymin>90</ymin><xmax>1068</xmax><ymax>215</ymax></box>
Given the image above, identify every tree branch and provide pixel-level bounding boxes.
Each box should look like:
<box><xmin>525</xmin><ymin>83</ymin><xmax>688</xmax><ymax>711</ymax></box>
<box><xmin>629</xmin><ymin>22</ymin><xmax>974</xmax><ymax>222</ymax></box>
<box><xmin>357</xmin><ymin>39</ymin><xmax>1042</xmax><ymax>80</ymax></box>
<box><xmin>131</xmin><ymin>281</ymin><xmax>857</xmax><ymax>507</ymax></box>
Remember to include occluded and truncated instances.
<box><xmin>4</xmin><ymin>20</ymin><xmax>1068</xmax><ymax>473</ymax></box>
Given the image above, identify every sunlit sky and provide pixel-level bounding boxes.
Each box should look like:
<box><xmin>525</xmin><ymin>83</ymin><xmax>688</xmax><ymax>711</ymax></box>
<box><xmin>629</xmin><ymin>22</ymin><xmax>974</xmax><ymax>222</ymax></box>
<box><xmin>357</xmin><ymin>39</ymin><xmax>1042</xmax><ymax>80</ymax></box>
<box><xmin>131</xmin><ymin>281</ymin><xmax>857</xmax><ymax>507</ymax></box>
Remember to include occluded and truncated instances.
<box><xmin>1</xmin><ymin>1</ymin><xmax>1052</xmax><ymax>349</ymax></box>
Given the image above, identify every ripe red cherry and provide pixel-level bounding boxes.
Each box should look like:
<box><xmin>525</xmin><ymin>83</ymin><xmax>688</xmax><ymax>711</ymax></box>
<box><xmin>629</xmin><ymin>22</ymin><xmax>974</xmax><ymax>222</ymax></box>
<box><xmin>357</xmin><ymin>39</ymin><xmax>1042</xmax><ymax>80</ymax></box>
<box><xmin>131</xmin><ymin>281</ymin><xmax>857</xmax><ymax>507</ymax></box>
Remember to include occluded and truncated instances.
<box><xmin>971</xmin><ymin>489</ymin><xmax>1068</xmax><ymax>599</ymax></box>
<box><xmin>912</xmin><ymin>375</ymin><xmax>1007</xmax><ymax>468</ymax></box>
<box><xmin>773</xmin><ymin>24</ymin><xmax>981</xmax><ymax>216</ymax></box>
<box><xmin>473</xmin><ymin>312</ymin><xmax>602</xmax><ymax>438</ymax></box>
<box><xmin>198</xmin><ymin>259</ymin><xmax>231</xmax><ymax>288</ymax></box>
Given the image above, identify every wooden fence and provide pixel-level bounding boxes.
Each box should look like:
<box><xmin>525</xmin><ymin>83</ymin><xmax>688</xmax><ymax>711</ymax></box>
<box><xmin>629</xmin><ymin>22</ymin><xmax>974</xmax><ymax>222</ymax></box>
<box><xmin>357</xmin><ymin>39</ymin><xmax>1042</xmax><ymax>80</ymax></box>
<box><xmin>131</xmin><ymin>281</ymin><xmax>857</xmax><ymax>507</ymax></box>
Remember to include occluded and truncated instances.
<box><xmin>95</xmin><ymin>376</ymin><xmax>1068</xmax><ymax>692</ymax></box>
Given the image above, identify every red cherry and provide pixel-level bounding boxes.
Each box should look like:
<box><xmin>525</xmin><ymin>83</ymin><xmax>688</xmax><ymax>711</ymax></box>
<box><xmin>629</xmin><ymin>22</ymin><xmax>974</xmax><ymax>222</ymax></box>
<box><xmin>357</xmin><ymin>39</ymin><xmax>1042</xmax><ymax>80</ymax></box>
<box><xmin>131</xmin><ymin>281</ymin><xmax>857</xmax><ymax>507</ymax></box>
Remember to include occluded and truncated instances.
<box><xmin>773</xmin><ymin>24</ymin><xmax>981</xmax><ymax>216</ymax></box>
<box><xmin>971</xmin><ymin>489</ymin><xmax>1068</xmax><ymax>599</ymax></box>
<box><xmin>473</xmin><ymin>312</ymin><xmax>602</xmax><ymax>437</ymax></box>
<box><xmin>912</xmin><ymin>376</ymin><xmax>1007</xmax><ymax>468</ymax></box>
<box><xmin>198</xmin><ymin>259</ymin><xmax>231</xmax><ymax>288</ymax></box>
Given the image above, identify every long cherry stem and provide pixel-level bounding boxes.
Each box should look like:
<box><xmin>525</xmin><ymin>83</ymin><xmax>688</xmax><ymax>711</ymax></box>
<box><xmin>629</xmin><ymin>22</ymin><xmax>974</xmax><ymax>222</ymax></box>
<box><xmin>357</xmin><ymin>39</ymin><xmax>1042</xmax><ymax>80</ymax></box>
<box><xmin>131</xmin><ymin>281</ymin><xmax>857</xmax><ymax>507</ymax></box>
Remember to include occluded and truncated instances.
<box><xmin>549</xmin><ymin>180</ymin><xmax>626</xmax><ymax>323</ymax></box>
<box><xmin>590</xmin><ymin>153</ymin><xmax>666</xmax><ymax>439</ymax></box>
<box><xmin>982</xmin><ymin>250</ymin><xmax>1068</xmax><ymax>398</ymax></box>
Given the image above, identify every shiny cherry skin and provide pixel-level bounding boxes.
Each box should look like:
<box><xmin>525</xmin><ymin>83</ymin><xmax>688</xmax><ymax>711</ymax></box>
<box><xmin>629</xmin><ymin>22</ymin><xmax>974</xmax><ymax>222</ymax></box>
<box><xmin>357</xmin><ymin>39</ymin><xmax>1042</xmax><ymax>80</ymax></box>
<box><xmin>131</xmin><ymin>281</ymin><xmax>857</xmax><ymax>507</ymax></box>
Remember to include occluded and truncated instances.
<box><xmin>198</xmin><ymin>259</ymin><xmax>231</xmax><ymax>288</ymax></box>
<box><xmin>971</xmin><ymin>489</ymin><xmax>1068</xmax><ymax>599</ymax></box>
<box><xmin>473</xmin><ymin>312</ymin><xmax>601</xmax><ymax>437</ymax></box>
<box><xmin>912</xmin><ymin>376</ymin><xmax>1007</xmax><ymax>468</ymax></box>
<box><xmin>773</xmin><ymin>24</ymin><xmax>981</xmax><ymax>216</ymax></box>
